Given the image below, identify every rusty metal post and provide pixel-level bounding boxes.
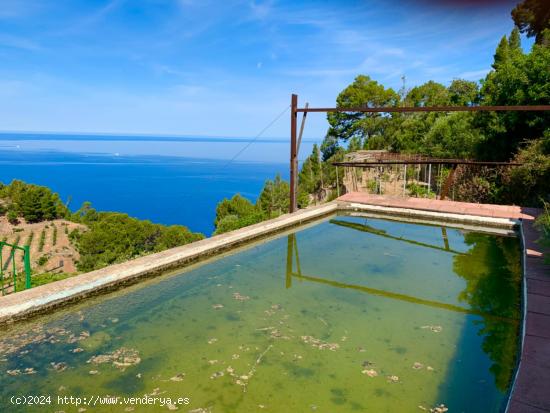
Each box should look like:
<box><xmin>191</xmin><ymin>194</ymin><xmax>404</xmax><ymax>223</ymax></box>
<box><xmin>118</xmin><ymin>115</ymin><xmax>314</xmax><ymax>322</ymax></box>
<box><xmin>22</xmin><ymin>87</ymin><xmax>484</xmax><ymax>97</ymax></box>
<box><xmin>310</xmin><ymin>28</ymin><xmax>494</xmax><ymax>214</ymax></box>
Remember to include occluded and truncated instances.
<box><xmin>290</xmin><ymin>94</ymin><xmax>298</xmax><ymax>213</ymax></box>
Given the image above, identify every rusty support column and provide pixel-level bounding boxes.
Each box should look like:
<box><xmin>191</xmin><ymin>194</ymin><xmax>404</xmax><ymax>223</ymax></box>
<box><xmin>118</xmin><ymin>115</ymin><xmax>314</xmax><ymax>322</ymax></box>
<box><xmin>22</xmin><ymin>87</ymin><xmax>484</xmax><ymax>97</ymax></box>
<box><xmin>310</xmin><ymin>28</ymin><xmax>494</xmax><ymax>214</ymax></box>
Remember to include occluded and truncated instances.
<box><xmin>290</xmin><ymin>94</ymin><xmax>298</xmax><ymax>213</ymax></box>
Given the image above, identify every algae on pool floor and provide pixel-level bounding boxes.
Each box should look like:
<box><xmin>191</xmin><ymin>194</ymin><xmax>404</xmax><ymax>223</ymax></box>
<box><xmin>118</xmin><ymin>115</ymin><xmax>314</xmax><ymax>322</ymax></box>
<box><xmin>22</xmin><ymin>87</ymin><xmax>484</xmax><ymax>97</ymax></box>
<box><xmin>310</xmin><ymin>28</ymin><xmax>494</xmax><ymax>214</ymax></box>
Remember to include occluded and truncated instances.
<box><xmin>0</xmin><ymin>214</ymin><xmax>521</xmax><ymax>413</ymax></box>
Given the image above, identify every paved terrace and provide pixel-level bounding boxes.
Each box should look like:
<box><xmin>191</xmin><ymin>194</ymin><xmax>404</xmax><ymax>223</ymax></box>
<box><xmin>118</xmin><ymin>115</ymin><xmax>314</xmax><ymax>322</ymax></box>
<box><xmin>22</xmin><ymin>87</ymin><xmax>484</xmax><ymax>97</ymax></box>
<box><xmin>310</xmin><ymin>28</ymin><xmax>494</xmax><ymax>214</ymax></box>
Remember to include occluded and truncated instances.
<box><xmin>338</xmin><ymin>192</ymin><xmax>550</xmax><ymax>413</ymax></box>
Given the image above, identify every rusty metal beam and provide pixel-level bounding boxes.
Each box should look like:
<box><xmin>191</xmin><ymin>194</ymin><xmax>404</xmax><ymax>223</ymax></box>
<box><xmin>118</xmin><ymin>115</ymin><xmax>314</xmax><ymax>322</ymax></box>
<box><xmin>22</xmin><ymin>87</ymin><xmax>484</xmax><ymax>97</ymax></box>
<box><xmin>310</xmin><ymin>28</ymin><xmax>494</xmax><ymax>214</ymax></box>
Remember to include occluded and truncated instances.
<box><xmin>296</xmin><ymin>105</ymin><xmax>550</xmax><ymax>113</ymax></box>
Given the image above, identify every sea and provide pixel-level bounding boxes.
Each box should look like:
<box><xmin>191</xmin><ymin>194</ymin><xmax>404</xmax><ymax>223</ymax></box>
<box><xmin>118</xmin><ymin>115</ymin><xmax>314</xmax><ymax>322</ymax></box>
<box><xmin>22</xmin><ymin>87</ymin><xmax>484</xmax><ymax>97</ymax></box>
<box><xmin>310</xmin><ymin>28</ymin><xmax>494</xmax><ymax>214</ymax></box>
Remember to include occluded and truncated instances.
<box><xmin>0</xmin><ymin>133</ymin><xmax>317</xmax><ymax>235</ymax></box>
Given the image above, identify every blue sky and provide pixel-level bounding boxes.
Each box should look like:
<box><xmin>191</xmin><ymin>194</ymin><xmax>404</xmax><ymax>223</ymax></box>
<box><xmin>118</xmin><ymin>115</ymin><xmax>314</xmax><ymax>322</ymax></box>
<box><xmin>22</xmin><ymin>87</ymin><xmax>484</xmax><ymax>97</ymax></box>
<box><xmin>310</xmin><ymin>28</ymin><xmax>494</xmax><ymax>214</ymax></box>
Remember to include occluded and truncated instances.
<box><xmin>0</xmin><ymin>0</ymin><xmax>530</xmax><ymax>140</ymax></box>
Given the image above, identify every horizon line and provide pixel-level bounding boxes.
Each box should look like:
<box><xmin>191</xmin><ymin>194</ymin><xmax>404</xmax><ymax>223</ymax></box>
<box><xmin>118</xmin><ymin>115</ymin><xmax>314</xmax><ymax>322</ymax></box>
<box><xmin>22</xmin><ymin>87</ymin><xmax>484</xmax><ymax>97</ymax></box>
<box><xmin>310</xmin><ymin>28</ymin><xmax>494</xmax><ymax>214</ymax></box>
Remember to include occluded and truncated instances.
<box><xmin>0</xmin><ymin>130</ymin><xmax>321</xmax><ymax>144</ymax></box>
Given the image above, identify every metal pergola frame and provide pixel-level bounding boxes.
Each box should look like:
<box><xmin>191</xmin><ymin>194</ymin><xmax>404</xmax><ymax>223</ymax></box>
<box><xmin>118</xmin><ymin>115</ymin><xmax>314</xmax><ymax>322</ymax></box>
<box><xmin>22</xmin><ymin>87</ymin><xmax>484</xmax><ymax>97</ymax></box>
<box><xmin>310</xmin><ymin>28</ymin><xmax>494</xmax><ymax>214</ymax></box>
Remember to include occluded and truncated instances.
<box><xmin>288</xmin><ymin>93</ymin><xmax>550</xmax><ymax>212</ymax></box>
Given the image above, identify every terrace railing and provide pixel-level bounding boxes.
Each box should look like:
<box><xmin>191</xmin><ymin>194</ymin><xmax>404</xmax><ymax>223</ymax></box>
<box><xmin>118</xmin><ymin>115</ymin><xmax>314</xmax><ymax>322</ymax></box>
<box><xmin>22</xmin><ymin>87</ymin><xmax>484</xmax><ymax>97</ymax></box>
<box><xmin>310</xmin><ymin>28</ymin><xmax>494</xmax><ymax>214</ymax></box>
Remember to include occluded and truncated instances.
<box><xmin>331</xmin><ymin>156</ymin><xmax>521</xmax><ymax>201</ymax></box>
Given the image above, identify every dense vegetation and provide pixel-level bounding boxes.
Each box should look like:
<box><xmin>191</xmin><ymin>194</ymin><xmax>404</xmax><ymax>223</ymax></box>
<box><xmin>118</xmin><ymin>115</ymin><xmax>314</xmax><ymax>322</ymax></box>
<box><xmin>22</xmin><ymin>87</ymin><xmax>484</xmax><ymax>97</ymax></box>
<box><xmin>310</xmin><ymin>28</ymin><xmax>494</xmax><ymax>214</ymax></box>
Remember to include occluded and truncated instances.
<box><xmin>0</xmin><ymin>180</ymin><xmax>204</xmax><ymax>273</ymax></box>
<box><xmin>69</xmin><ymin>202</ymin><xmax>204</xmax><ymax>272</ymax></box>
<box><xmin>0</xmin><ymin>180</ymin><xmax>69</xmax><ymax>224</ymax></box>
<box><xmin>213</xmin><ymin>2</ymin><xmax>550</xmax><ymax>234</ymax></box>
<box><xmin>213</xmin><ymin>175</ymin><xmax>291</xmax><ymax>234</ymax></box>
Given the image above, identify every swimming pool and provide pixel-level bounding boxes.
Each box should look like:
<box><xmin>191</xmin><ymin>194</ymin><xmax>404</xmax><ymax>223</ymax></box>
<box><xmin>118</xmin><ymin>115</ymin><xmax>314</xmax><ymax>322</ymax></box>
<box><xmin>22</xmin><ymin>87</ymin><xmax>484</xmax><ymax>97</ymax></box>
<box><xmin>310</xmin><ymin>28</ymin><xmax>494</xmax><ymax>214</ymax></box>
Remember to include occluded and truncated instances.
<box><xmin>0</xmin><ymin>213</ymin><xmax>522</xmax><ymax>412</ymax></box>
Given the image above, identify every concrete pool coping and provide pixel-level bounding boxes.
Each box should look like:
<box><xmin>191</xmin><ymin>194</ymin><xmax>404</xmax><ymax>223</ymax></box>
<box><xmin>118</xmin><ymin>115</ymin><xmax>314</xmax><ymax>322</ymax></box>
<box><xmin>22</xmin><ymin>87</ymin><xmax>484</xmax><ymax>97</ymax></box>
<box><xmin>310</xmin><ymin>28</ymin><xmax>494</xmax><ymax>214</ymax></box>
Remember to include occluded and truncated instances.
<box><xmin>0</xmin><ymin>194</ymin><xmax>548</xmax><ymax>411</ymax></box>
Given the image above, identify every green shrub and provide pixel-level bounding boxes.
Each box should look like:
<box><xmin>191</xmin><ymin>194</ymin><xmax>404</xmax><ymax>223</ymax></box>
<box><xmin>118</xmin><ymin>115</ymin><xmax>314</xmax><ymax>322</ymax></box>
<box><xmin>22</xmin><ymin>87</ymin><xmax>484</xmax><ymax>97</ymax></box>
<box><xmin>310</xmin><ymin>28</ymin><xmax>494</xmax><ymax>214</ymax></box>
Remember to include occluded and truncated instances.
<box><xmin>72</xmin><ymin>212</ymin><xmax>204</xmax><ymax>272</ymax></box>
<box><xmin>38</xmin><ymin>229</ymin><xmax>46</xmax><ymax>252</ymax></box>
<box><xmin>500</xmin><ymin>136</ymin><xmax>550</xmax><ymax>207</ymax></box>
<box><xmin>407</xmin><ymin>183</ymin><xmax>435</xmax><ymax>198</ymax></box>
<box><xmin>25</xmin><ymin>232</ymin><xmax>34</xmax><ymax>246</ymax></box>
<box><xmin>7</xmin><ymin>210</ymin><xmax>18</xmax><ymax>225</ymax></box>
<box><xmin>213</xmin><ymin>212</ymin><xmax>266</xmax><ymax>235</ymax></box>
<box><xmin>37</xmin><ymin>255</ymin><xmax>49</xmax><ymax>266</ymax></box>
<box><xmin>31</xmin><ymin>272</ymin><xmax>71</xmax><ymax>287</ymax></box>
<box><xmin>326</xmin><ymin>189</ymin><xmax>340</xmax><ymax>202</ymax></box>
<box><xmin>453</xmin><ymin>167</ymin><xmax>502</xmax><ymax>204</ymax></box>
<box><xmin>367</xmin><ymin>180</ymin><xmax>378</xmax><ymax>193</ymax></box>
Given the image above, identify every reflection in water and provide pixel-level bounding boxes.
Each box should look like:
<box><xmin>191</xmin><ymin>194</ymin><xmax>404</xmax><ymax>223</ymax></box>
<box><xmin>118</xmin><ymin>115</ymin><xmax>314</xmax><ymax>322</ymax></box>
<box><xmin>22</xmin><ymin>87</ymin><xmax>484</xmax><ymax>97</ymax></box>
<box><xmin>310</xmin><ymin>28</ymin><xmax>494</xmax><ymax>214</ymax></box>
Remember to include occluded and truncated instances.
<box><xmin>285</xmin><ymin>232</ymin><xmax>518</xmax><ymax>323</ymax></box>
<box><xmin>453</xmin><ymin>233</ymin><xmax>521</xmax><ymax>391</ymax></box>
<box><xmin>329</xmin><ymin>219</ymin><xmax>466</xmax><ymax>255</ymax></box>
<box><xmin>287</xmin><ymin>220</ymin><xmax>521</xmax><ymax>392</ymax></box>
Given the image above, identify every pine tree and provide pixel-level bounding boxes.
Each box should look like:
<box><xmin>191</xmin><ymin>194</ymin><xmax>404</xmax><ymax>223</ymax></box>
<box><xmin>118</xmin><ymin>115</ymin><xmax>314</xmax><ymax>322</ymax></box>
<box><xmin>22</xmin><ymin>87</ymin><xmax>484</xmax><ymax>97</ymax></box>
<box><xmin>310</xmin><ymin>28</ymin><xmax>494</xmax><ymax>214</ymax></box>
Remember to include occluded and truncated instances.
<box><xmin>492</xmin><ymin>36</ymin><xmax>510</xmax><ymax>69</ymax></box>
<box><xmin>508</xmin><ymin>27</ymin><xmax>522</xmax><ymax>52</ymax></box>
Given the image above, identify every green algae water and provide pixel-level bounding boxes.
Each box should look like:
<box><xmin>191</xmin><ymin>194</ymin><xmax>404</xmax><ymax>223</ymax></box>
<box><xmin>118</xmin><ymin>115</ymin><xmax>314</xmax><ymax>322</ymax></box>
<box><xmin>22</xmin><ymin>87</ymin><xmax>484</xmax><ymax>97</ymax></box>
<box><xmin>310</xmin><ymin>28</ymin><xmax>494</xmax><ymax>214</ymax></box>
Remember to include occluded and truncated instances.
<box><xmin>0</xmin><ymin>214</ymin><xmax>522</xmax><ymax>412</ymax></box>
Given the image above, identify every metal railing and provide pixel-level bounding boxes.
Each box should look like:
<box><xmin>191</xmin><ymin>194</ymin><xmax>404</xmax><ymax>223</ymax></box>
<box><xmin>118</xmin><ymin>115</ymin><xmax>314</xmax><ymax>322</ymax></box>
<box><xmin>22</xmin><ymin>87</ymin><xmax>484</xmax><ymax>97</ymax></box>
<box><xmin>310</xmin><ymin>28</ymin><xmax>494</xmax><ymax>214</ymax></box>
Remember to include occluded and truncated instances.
<box><xmin>0</xmin><ymin>241</ymin><xmax>31</xmax><ymax>295</ymax></box>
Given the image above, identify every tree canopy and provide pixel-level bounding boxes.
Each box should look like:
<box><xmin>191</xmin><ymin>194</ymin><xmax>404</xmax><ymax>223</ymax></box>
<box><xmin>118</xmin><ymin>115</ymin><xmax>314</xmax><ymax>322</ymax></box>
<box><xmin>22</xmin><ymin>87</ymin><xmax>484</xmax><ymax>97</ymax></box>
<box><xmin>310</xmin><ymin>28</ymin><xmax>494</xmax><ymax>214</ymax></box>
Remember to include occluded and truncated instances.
<box><xmin>0</xmin><ymin>180</ymin><xmax>69</xmax><ymax>223</ymax></box>
<box><xmin>476</xmin><ymin>28</ymin><xmax>550</xmax><ymax>160</ymax></box>
<box><xmin>319</xmin><ymin>27</ymin><xmax>549</xmax><ymax>164</ymax></box>
<box><xmin>512</xmin><ymin>0</ymin><xmax>550</xmax><ymax>44</ymax></box>
<box><xmin>325</xmin><ymin>75</ymin><xmax>399</xmax><ymax>157</ymax></box>
<box><xmin>71</xmin><ymin>205</ymin><xmax>204</xmax><ymax>272</ymax></box>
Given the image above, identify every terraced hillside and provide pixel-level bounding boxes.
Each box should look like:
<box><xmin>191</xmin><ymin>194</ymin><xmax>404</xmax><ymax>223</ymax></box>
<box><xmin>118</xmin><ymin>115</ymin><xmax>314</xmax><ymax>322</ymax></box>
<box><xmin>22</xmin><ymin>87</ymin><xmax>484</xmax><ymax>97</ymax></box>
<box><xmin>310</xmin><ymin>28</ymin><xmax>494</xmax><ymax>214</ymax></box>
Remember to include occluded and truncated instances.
<box><xmin>0</xmin><ymin>217</ymin><xmax>86</xmax><ymax>283</ymax></box>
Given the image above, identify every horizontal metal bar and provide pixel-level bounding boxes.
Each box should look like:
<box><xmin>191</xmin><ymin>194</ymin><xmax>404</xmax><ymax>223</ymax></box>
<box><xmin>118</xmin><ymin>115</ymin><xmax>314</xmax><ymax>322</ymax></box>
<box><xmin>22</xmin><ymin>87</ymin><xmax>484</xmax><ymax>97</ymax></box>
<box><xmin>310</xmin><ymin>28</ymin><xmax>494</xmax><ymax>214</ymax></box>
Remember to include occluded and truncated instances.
<box><xmin>1</xmin><ymin>242</ymin><xmax>26</xmax><ymax>251</ymax></box>
<box><xmin>296</xmin><ymin>105</ymin><xmax>550</xmax><ymax>113</ymax></box>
